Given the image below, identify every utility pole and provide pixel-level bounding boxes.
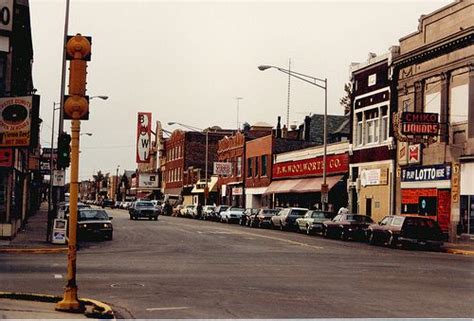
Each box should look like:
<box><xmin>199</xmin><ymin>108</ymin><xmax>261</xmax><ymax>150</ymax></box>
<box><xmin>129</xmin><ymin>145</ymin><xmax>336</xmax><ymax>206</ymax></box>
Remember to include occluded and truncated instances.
<box><xmin>235</xmin><ymin>97</ymin><xmax>243</xmax><ymax>130</ymax></box>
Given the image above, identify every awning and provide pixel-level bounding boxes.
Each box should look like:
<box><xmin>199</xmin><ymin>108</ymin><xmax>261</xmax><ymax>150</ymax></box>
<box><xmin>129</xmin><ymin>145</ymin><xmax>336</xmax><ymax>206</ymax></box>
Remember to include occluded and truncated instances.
<box><xmin>292</xmin><ymin>175</ymin><xmax>343</xmax><ymax>193</ymax></box>
<box><xmin>264</xmin><ymin>175</ymin><xmax>344</xmax><ymax>194</ymax></box>
<box><xmin>164</xmin><ymin>187</ymin><xmax>182</xmax><ymax>195</ymax></box>
<box><xmin>191</xmin><ymin>177</ymin><xmax>218</xmax><ymax>193</ymax></box>
<box><xmin>264</xmin><ymin>179</ymin><xmax>302</xmax><ymax>194</ymax></box>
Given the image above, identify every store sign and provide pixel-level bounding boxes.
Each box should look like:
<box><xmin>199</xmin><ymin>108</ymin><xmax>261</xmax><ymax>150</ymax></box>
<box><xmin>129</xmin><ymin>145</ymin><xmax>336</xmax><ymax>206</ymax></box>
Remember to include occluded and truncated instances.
<box><xmin>401</xmin><ymin>112</ymin><xmax>439</xmax><ymax>136</ymax></box>
<box><xmin>214</xmin><ymin>162</ymin><xmax>232</xmax><ymax>176</ymax></box>
<box><xmin>136</xmin><ymin>112</ymin><xmax>152</xmax><ymax>163</ymax></box>
<box><xmin>0</xmin><ymin>148</ymin><xmax>12</xmax><ymax>167</ymax></box>
<box><xmin>451</xmin><ymin>162</ymin><xmax>460</xmax><ymax>204</ymax></box>
<box><xmin>232</xmin><ymin>187</ymin><xmax>243</xmax><ymax>195</ymax></box>
<box><xmin>138</xmin><ymin>173</ymin><xmax>158</xmax><ymax>188</ymax></box>
<box><xmin>0</xmin><ymin>96</ymin><xmax>34</xmax><ymax>147</ymax></box>
<box><xmin>360</xmin><ymin>168</ymin><xmax>388</xmax><ymax>186</ymax></box>
<box><xmin>273</xmin><ymin>153</ymin><xmax>348</xmax><ymax>179</ymax></box>
<box><xmin>401</xmin><ymin>164</ymin><xmax>451</xmax><ymax>182</ymax></box>
<box><xmin>0</xmin><ymin>0</ymin><xmax>13</xmax><ymax>33</ymax></box>
<box><xmin>408</xmin><ymin>144</ymin><xmax>421</xmax><ymax>164</ymax></box>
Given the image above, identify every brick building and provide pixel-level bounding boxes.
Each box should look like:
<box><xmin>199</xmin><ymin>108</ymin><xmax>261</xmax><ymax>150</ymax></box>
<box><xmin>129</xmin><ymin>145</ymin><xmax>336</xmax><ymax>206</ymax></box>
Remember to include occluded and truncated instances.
<box><xmin>347</xmin><ymin>48</ymin><xmax>399</xmax><ymax>223</ymax></box>
<box><xmin>163</xmin><ymin>129</ymin><xmax>231</xmax><ymax>205</ymax></box>
<box><xmin>392</xmin><ymin>0</ymin><xmax>473</xmax><ymax>239</ymax></box>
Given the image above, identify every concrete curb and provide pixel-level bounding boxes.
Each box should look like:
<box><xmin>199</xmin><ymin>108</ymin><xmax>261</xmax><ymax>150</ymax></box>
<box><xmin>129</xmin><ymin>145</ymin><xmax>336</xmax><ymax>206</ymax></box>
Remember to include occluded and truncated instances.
<box><xmin>0</xmin><ymin>292</ymin><xmax>114</xmax><ymax>319</ymax></box>
<box><xmin>0</xmin><ymin>247</ymin><xmax>68</xmax><ymax>254</ymax></box>
<box><xmin>443</xmin><ymin>248</ymin><xmax>474</xmax><ymax>256</ymax></box>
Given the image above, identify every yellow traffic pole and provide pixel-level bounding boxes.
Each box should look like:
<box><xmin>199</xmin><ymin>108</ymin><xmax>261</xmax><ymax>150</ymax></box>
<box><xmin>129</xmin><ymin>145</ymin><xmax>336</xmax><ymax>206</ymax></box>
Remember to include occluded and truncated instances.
<box><xmin>56</xmin><ymin>33</ymin><xmax>91</xmax><ymax>313</ymax></box>
<box><xmin>56</xmin><ymin>118</ymin><xmax>83</xmax><ymax>312</ymax></box>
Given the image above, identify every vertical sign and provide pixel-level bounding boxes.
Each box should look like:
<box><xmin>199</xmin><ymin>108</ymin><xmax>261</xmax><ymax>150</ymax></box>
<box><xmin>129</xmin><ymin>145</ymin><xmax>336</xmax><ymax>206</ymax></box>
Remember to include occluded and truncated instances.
<box><xmin>136</xmin><ymin>112</ymin><xmax>152</xmax><ymax>163</ymax></box>
<box><xmin>0</xmin><ymin>0</ymin><xmax>13</xmax><ymax>32</ymax></box>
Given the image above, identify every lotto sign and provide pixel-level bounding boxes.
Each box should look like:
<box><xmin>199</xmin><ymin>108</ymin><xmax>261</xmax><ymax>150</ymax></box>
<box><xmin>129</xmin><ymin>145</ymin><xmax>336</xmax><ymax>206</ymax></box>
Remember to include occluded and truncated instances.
<box><xmin>136</xmin><ymin>112</ymin><xmax>152</xmax><ymax>163</ymax></box>
<box><xmin>0</xmin><ymin>97</ymin><xmax>33</xmax><ymax>147</ymax></box>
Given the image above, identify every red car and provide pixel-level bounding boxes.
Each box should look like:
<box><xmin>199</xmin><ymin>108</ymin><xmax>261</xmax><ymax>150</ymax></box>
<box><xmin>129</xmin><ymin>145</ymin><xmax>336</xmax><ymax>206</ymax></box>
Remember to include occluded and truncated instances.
<box><xmin>323</xmin><ymin>213</ymin><xmax>373</xmax><ymax>241</ymax></box>
<box><xmin>366</xmin><ymin>215</ymin><xmax>444</xmax><ymax>250</ymax></box>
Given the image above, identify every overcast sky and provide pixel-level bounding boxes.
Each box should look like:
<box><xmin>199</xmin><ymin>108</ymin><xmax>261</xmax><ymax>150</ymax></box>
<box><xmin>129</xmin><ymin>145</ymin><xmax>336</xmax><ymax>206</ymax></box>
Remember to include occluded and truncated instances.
<box><xmin>30</xmin><ymin>0</ymin><xmax>450</xmax><ymax>180</ymax></box>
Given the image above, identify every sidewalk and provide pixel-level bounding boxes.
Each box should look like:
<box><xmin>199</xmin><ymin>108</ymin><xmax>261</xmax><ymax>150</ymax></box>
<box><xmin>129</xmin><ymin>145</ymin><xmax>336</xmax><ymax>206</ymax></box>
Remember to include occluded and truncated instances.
<box><xmin>0</xmin><ymin>293</ymin><xmax>114</xmax><ymax>319</ymax></box>
<box><xmin>0</xmin><ymin>202</ymin><xmax>67</xmax><ymax>253</ymax></box>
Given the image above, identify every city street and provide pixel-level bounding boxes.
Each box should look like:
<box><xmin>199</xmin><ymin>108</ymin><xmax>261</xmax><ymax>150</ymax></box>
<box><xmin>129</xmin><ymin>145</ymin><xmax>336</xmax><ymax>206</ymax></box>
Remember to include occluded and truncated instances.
<box><xmin>1</xmin><ymin>207</ymin><xmax>473</xmax><ymax>318</ymax></box>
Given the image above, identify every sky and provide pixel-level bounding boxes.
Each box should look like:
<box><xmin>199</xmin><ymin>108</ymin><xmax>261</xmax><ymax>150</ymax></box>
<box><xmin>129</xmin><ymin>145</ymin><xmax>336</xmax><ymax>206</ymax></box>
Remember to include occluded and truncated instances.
<box><xmin>29</xmin><ymin>0</ymin><xmax>451</xmax><ymax>180</ymax></box>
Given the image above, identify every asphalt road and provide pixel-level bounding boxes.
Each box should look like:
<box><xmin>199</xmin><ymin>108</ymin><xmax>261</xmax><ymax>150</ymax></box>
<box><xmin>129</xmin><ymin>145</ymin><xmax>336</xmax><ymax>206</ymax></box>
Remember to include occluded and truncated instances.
<box><xmin>1</xmin><ymin>207</ymin><xmax>473</xmax><ymax>318</ymax></box>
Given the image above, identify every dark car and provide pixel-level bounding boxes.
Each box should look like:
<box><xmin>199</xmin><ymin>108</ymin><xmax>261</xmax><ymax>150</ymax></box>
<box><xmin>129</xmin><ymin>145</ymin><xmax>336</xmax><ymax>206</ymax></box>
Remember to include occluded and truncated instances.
<box><xmin>296</xmin><ymin>210</ymin><xmax>336</xmax><ymax>235</ymax></box>
<box><xmin>323</xmin><ymin>213</ymin><xmax>374</xmax><ymax>241</ymax></box>
<box><xmin>366</xmin><ymin>215</ymin><xmax>444</xmax><ymax>250</ymax></box>
<box><xmin>77</xmin><ymin>208</ymin><xmax>113</xmax><ymax>241</ymax></box>
<box><xmin>101</xmin><ymin>199</ymin><xmax>115</xmax><ymax>209</ymax></box>
<box><xmin>240</xmin><ymin>208</ymin><xmax>259</xmax><ymax>226</ymax></box>
<box><xmin>58</xmin><ymin>202</ymin><xmax>90</xmax><ymax>219</ymax></box>
<box><xmin>271</xmin><ymin>207</ymin><xmax>309</xmax><ymax>231</ymax></box>
<box><xmin>129</xmin><ymin>200</ymin><xmax>159</xmax><ymax>220</ymax></box>
<box><xmin>253</xmin><ymin>208</ymin><xmax>281</xmax><ymax>228</ymax></box>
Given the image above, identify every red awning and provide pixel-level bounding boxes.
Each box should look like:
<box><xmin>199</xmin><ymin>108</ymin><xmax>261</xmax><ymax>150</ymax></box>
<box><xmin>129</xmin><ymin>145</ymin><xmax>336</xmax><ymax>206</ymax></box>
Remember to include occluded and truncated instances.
<box><xmin>264</xmin><ymin>175</ymin><xmax>344</xmax><ymax>194</ymax></box>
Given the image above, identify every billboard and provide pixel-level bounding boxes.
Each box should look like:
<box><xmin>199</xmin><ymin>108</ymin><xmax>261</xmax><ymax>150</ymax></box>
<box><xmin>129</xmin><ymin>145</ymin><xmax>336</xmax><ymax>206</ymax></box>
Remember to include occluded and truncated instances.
<box><xmin>138</xmin><ymin>173</ymin><xmax>159</xmax><ymax>188</ymax></box>
<box><xmin>136</xmin><ymin>112</ymin><xmax>152</xmax><ymax>163</ymax></box>
<box><xmin>0</xmin><ymin>96</ymin><xmax>37</xmax><ymax>147</ymax></box>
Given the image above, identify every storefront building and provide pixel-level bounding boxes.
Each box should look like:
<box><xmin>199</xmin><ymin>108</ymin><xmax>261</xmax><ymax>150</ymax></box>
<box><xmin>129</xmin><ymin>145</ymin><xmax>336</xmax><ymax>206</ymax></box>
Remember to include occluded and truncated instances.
<box><xmin>348</xmin><ymin>49</ymin><xmax>399</xmax><ymax>223</ymax></box>
<box><xmin>400</xmin><ymin>164</ymin><xmax>452</xmax><ymax>233</ymax></box>
<box><xmin>392</xmin><ymin>1</ymin><xmax>473</xmax><ymax>240</ymax></box>
<box><xmin>460</xmin><ymin>159</ymin><xmax>474</xmax><ymax>236</ymax></box>
<box><xmin>266</xmin><ymin>142</ymin><xmax>349</xmax><ymax>211</ymax></box>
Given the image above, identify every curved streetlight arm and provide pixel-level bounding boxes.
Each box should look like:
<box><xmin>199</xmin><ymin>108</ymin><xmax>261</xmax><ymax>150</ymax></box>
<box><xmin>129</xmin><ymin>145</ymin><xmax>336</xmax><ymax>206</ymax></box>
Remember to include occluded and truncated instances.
<box><xmin>258</xmin><ymin>65</ymin><xmax>326</xmax><ymax>89</ymax></box>
<box><xmin>168</xmin><ymin>122</ymin><xmax>203</xmax><ymax>132</ymax></box>
<box><xmin>90</xmin><ymin>95</ymin><xmax>109</xmax><ymax>100</ymax></box>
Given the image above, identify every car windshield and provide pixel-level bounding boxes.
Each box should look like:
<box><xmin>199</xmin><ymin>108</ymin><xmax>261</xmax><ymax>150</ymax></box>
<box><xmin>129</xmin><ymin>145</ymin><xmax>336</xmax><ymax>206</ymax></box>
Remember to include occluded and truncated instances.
<box><xmin>262</xmin><ymin>209</ymin><xmax>279</xmax><ymax>215</ymax></box>
<box><xmin>136</xmin><ymin>201</ymin><xmax>154</xmax><ymax>207</ymax></box>
<box><xmin>312</xmin><ymin>211</ymin><xmax>334</xmax><ymax>219</ymax></box>
<box><xmin>290</xmin><ymin>209</ymin><xmax>308</xmax><ymax>216</ymax></box>
<box><xmin>230</xmin><ymin>207</ymin><xmax>244</xmax><ymax>212</ymax></box>
<box><xmin>79</xmin><ymin>210</ymin><xmax>109</xmax><ymax>221</ymax></box>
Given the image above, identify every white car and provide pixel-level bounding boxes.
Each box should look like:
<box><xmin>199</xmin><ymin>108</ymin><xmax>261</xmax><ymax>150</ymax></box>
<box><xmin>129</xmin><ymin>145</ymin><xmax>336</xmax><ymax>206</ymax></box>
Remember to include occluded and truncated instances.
<box><xmin>220</xmin><ymin>207</ymin><xmax>245</xmax><ymax>223</ymax></box>
<box><xmin>202</xmin><ymin>205</ymin><xmax>215</xmax><ymax>220</ymax></box>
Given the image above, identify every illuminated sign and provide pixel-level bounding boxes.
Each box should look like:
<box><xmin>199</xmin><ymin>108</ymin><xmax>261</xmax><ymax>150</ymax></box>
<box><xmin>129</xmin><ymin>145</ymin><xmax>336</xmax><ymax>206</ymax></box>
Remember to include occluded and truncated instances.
<box><xmin>401</xmin><ymin>112</ymin><xmax>439</xmax><ymax>136</ymax></box>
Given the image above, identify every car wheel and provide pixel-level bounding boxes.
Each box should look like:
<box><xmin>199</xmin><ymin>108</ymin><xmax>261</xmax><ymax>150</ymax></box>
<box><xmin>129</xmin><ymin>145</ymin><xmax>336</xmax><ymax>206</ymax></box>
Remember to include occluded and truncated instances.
<box><xmin>340</xmin><ymin>230</ymin><xmax>349</xmax><ymax>241</ymax></box>
<box><xmin>129</xmin><ymin>215</ymin><xmax>133</xmax><ymax>220</ymax></box>
<box><xmin>258</xmin><ymin>221</ymin><xmax>262</xmax><ymax>228</ymax></box>
<box><xmin>388</xmin><ymin>235</ymin><xmax>398</xmax><ymax>248</ymax></box>
<box><xmin>149</xmin><ymin>217</ymin><xmax>152</xmax><ymax>220</ymax></box>
<box><xmin>108</xmin><ymin>233</ymin><xmax>113</xmax><ymax>241</ymax></box>
<box><xmin>306</xmin><ymin>225</ymin><xmax>311</xmax><ymax>235</ymax></box>
<box><xmin>280</xmin><ymin>224</ymin><xmax>284</xmax><ymax>231</ymax></box>
<box><xmin>322</xmin><ymin>226</ymin><xmax>328</xmax><ymax>238</ymax></box>
<box><xmin>368</xmin><ymin>232</ymin><xmax>377</xmax><ymax>245</ymax></box>
<box><xmin>154</xmin><ymin>216</ymin><xmax>158</xmax><ymax>221</ymax></box>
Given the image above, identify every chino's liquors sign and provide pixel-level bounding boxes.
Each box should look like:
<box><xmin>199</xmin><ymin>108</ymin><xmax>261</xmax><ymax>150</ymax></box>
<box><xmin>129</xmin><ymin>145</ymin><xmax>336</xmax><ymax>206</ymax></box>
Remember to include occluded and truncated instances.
<box><xmin>273</xmin><ymin>153</ymin><xmax>349</xmax><ymax>179</ymax></box>
<box><xmin>401</xmin><ymin>112</ymin><xmax>439</xmax><ymax>136</ymax></box>
<box><xmin>136</xmin><ymin>112</ymin><xmax>152</xmax><ymax>163</ymax></box>
<box><xmin>0</xmin><ymin>97</ymin><xmax>33</xmax><ymax>147</ymax></box>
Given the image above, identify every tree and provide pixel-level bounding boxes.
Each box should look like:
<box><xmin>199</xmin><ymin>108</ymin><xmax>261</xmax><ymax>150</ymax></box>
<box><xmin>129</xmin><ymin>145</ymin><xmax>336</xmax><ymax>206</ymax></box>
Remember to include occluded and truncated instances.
<box><xmin>242</xmin><ymin>122</ymin><xmax>251</xmax><ymax>132</ymax></box>
<box><xmin>339</xmin><ymin>82</ymin><xmax>352</xmax><ymax>115</ymax></box>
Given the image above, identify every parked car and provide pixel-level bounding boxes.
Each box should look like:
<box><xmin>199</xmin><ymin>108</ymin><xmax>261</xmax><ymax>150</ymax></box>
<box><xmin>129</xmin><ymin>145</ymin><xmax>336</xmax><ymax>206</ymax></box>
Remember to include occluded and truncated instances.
<box><xmin>173</xmin><ymin>204</ymin><xmax>184</xmax><ymax>216</ymax></box>
<box><xmin>58</xmin><ymin>202</ymin><xmax>90</xmax><ymax>219</ymax></box>
<box><xmin>323</xmin><ymin>213</ymin><xmax>374</xmax><ymax>241</ymax></box>
<box><xmin>128</xmin><ymin>200</ymin><xmax>159</xmax><ymax>220</ymax></box>
<box><xmin>202</xmin><ymin>205</ymin><xmax>215</xmax><ymax>220</ymax></box>
<box><xmin>151</xmin><ymin>200</ymin><xmax>163</xmax><ymax>214</ymax></box>
<box><xmin>183</xmin><ymin>205</ymin><xmax>196</xmax><ymax>218</ymax></box>
<box><xmin>220</xmin><ymin>207</ymin><xmax>245</xmax><ymax>223</ymax></box>
<box><xmin>366</xmin><ymin>215</ymin><xmax>444</xmax><ymax>250</ymax></box>
<box><xmin>77</xmin><ymin>208</ymin><xmax>113</xmax><ymax>241</ymax></box>
<box><xmin>101</xmin><ymin>199</ymin><xmax>115</xmax><ymax>209</ymax></box>
<box><xmin>240</xmin><ymin>208</ymin><xmax>259</xmax><ymax>226</ymax></box>
<box><xmin>211</xmin><ymin>205</ymin><xmax>230</xmax><ymax>221</ymax></box>
<box><xmin>271</xmin><ymin>207</ymin><xmax>308</xmax><ymax>230</ymax></box>
<box><xmin>253</xmin><ymin>208</ymin><xmax>281</xmax><ymax>228</ymax></box>
<box><xmin>296</xmin><ymin>210</ymin><xmax>336</xmax><ymax>234</ymax></box>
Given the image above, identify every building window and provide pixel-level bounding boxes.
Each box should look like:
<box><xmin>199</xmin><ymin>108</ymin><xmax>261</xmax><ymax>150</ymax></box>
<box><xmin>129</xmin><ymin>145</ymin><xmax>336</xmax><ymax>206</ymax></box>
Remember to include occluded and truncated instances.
<box><xmin>255</xmin><ymin>157</ymin><xmax>259</xmax><ymax>177</ymax></box>
<box><xmin>450</xmin><ymin>72</ymin><xmax>468</xmax><ymax>124</ymax></box>
<box><xmin>424</xmin><ymin>81</ymin><xmax>441</xmax><ymax>115</ymax></box>
<box><xmin>247</xmin><ymin>158</ymin><xmax>252</xmax><ymax>177</ymax></box>
<box><xmin>365</xmin><ymin>109</ymin><xmax>379</xmax><ymax>144</ymax></box>
<box><xmin>356</xmin><ymin>112</ymin><xmax>363</xmax><ymax>146</ymax></box>
<box><xmin>381</xmin><ymin>106</ymin><xmax>389</xmax><ymax>142</ymax></box>
<box><xmin>237</xmin><ymin>157</ymin><xmax>242</xmax><ymax>177</ymax></box>
<box><xmin>261</xmin><ymin>155</ymin><xmax>268</xmax><ymax>177</ymax></box>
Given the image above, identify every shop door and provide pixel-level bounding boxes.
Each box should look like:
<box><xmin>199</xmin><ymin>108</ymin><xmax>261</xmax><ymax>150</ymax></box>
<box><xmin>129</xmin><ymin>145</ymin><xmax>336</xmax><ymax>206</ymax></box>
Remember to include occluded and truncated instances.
<box><xmin>366</xmin><ymin>198</ymin><xmax>372</xmax><ymax>217</ymax></box>
<box><xmin>470</xmin><ymin>196</ymin><xmax>474</xmax><ymax>234</ymax></box>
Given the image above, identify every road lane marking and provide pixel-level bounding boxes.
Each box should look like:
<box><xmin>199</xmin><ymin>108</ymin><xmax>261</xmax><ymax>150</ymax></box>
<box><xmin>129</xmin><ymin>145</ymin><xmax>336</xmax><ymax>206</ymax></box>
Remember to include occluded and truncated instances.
<box><xmin>53</xmin><ymin>274</ymin><xmax>62</xmax><ymax>279</ymax></box>
<box><xmin>146</xmin><ymin>307</ymin><xmax>189</xmax><ymax>311</ymax></box>
<box><xmin>167</xmin><ymin>221</ymin><xmax>323</xmax><ymax>250</ymax></box>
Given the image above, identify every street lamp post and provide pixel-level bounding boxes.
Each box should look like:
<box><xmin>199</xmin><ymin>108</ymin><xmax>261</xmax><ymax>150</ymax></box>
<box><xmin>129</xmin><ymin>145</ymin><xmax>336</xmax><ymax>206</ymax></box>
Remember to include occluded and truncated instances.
<box><xmin>47</xmin><ymin>102</ymin><xmax>61</xmax><ymax>242</ymax></box>
<box><xmin>258</xmin><ymin>64</ymin><xmax>329</xmax><ymax>210</ymax></box>
<box><xmin>115</xmin><ymin>165</ymin><xmax>120</xmax><ymax>202</ymax></box>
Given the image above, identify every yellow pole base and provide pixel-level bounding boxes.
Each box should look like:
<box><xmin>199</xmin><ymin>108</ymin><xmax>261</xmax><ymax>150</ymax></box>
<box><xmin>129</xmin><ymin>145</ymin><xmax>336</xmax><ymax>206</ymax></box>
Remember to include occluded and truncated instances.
<box><xmin>55</xmin><ymin>286</ymin><xmax>85</xmax><ymax>313</ymax></box>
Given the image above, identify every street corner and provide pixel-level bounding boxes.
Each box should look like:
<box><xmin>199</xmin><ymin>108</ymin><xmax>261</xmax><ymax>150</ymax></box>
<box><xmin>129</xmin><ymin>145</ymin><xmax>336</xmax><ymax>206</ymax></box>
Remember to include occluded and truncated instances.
<box><xmin>0</xmin><ymin>247</ymin><xmax>68</xmax><ymax>254</ymax></box>
<box><xmin>442</xmin><ymin>247</ymin><xmax>474</xmax><ymax>256</ymax></box>
<box><xmin>0</xmin><ymin>292</ymin><xmax>115</xmax><ymax>319</ymax></box>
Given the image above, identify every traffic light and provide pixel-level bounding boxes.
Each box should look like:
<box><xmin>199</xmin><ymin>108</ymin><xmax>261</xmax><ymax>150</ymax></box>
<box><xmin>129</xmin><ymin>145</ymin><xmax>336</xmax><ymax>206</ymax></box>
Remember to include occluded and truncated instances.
<box><xmin>57</xmin><ymin>133</ymin><xmax>71</xmax><ymax>169</ymax></box>
<box><xmin>64</xmin><ymin>34</ymin><xmax>91</xmax><ymax>120</ymax></box>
